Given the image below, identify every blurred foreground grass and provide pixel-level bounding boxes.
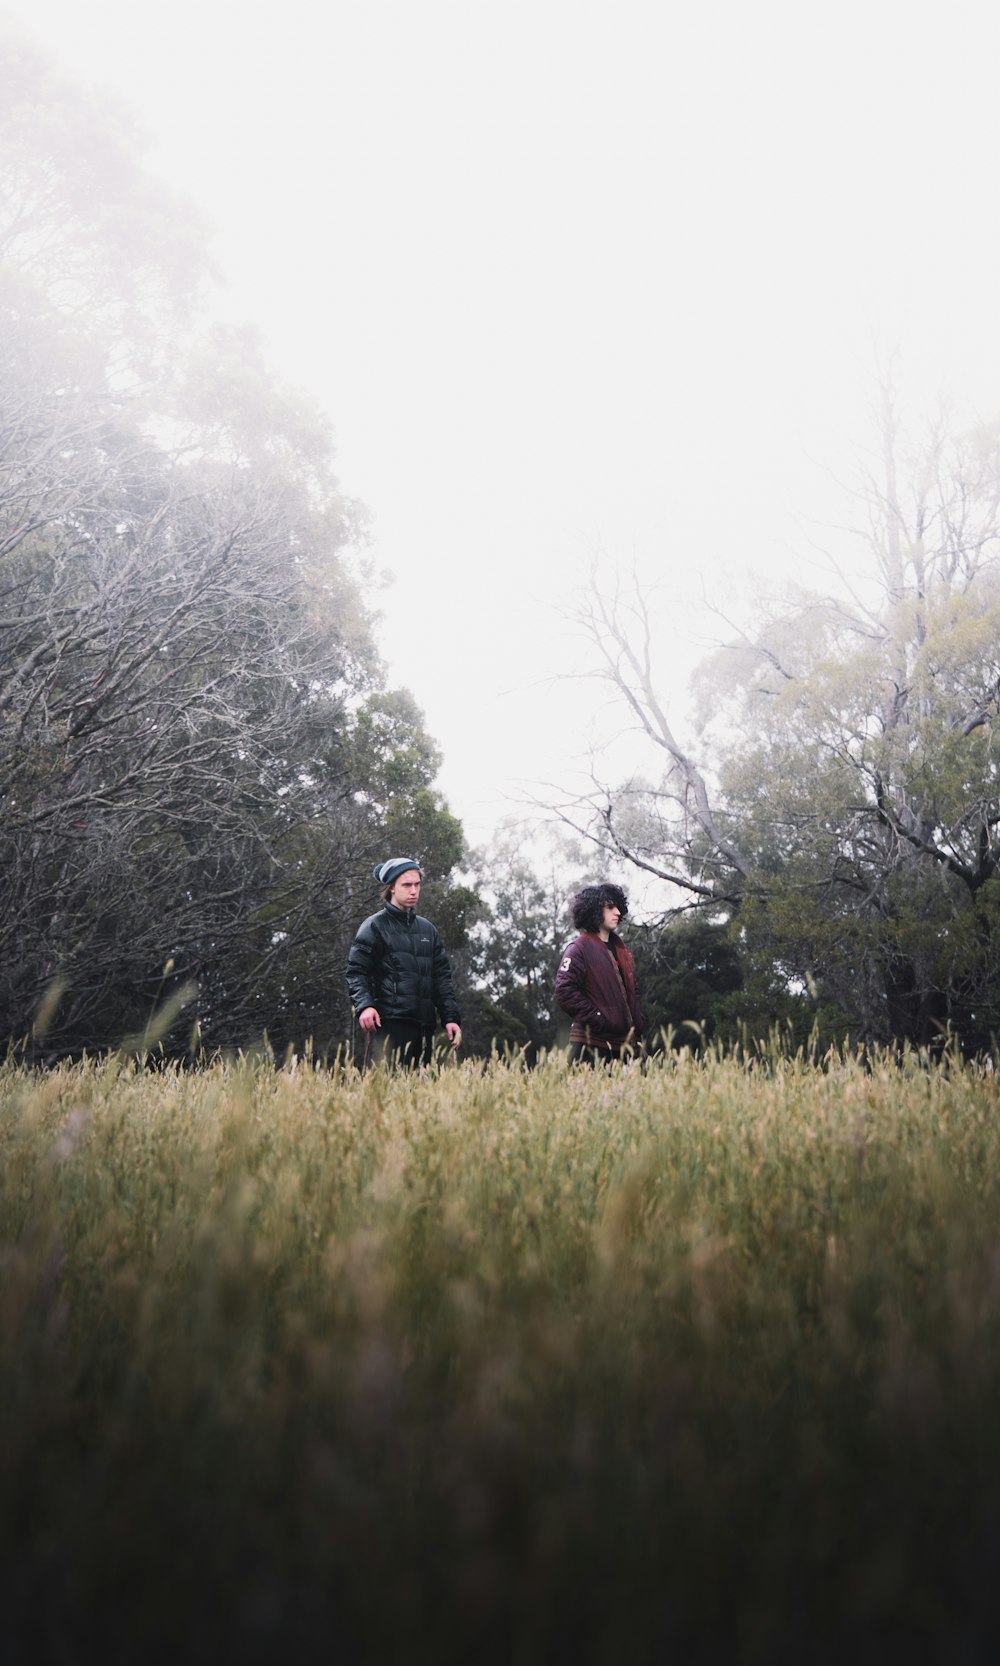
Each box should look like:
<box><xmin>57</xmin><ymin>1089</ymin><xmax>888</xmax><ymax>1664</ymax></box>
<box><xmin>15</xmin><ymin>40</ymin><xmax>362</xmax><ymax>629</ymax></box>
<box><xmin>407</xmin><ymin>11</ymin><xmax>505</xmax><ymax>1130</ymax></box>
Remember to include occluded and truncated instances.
<box><xmin>3</xmin><ymin>1046</ymin><xmax>1000</xmax><ymax>1664</ymax></box>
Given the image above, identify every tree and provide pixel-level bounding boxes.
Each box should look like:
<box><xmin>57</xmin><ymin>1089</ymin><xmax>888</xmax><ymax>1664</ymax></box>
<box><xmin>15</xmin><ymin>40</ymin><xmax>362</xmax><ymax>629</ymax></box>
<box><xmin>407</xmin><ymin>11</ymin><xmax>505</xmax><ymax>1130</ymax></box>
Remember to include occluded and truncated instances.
<box><xmin>628</xmin><ymin>917</ymin><xmax>744</xmax><ymax>1050</ymax></box>
<box><xmin>556</xmin><ymin>394</ymin><xmax>1000</xmax><ymax>1050</ymax></box>
<box><xmin>0</xmin><ymin>365</ymin><xmax>371</xmax><ymax>1051</ymax></box>
<box><xmin>0</xmin><ymin>24</ymin><xmax>469</xmax><ymax>1059</ymax></box>
<box><xmin>457</xmin><ymin>825</ymin><xmax>589</xmax><ymax>1058</ymax></box>
<box><xmin>0</xmin><ymin>27</ymin><xmax>212</xmax><ymax>376</ymax></box>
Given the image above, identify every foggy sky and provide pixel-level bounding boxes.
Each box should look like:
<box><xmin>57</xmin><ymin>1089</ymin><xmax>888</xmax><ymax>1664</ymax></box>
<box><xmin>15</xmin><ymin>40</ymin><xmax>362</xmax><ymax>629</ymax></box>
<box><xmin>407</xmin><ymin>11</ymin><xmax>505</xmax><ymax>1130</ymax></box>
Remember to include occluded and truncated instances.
<box><xmin>5</xmin><ymin>0</ymin><xmax>1000</xmax><ymax>847</ymax></box>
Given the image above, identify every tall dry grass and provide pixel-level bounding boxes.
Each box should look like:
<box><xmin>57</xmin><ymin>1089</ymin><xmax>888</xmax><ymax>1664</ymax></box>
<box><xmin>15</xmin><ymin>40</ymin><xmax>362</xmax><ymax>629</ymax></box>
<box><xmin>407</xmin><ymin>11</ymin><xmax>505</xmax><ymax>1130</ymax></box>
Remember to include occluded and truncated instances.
<box><xmin>3</xmin><ymin>1045</ymin><xmax>1000</xmax><ymax>1663</ymax></box>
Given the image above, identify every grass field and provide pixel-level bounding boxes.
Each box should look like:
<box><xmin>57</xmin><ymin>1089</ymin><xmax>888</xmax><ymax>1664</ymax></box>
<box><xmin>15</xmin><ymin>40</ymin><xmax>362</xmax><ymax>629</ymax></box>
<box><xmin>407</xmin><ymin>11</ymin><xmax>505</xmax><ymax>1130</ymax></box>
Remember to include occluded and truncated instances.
<box><xmin>3</xmin><ymin>1044</ymin><xmax>1000</xmax><ymax>1664</ymax></box>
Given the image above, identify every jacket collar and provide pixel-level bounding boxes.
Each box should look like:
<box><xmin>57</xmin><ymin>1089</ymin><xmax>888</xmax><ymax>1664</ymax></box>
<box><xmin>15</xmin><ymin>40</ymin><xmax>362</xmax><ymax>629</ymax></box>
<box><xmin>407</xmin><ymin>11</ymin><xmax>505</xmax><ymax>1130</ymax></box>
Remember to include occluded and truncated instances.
<box><xmin>581</xmin><ymin>930</ymin><xmax>620</xmax><ymax>950</ymax></box>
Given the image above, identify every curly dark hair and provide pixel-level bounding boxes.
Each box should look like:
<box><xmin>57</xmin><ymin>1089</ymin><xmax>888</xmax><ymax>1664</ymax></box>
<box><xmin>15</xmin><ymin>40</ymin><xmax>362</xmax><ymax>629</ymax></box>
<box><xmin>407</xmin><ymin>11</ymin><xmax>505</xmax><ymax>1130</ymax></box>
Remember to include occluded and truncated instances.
<box><xmin>570</xmin><ymin>883</ymin><xmax>629</xmax><ymax>934</ymax></box>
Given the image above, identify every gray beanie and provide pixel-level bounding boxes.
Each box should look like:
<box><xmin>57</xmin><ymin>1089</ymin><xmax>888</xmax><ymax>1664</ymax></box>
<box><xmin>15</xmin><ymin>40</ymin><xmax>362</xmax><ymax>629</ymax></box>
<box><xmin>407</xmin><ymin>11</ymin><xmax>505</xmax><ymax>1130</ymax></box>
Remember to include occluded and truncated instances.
<box><xmin>373</xmin><ymin>856</ymin><xmax>423</xmax><ymax>887</ymax></box>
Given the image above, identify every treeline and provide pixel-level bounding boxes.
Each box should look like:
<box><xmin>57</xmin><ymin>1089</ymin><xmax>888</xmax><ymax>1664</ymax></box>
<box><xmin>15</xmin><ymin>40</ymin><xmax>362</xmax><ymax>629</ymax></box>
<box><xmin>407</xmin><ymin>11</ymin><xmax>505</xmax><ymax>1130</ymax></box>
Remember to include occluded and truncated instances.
<box><xmin>6</xmin><ymin>26</ymin><xmax>1000</xmax><ymax>1064</ymax></box>
<box><xmin>563</xmin><ymin>412</ymin><xmax>1000</xmax><ymax>1056</ymax></box>
<box><xmin>0</xmin><ymin>31</ymin><xmax>481</xmax><ymax>1060</ymax></box>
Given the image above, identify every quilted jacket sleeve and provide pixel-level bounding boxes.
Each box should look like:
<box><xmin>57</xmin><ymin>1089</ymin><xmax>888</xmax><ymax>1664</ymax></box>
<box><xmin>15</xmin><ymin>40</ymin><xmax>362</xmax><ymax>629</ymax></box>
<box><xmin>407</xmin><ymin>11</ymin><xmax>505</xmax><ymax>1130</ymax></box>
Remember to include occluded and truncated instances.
<box><xmin>346</xmin><ymin>916</ymin><xmax>380</xmax><ymax>1014</ymax></box>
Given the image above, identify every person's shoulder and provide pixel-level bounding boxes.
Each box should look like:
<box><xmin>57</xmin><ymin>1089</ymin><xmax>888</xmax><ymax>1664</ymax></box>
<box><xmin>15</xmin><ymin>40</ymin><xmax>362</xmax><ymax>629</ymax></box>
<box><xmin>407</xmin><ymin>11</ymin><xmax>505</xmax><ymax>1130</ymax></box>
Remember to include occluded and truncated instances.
<box><xmin>413</xmin><ymin>913</ymin><xmax>438</xmax><ymax>936</ymax></box>
<box><xmin>557</xmin><ymin>935</ymin><xmax>586</xmax><ymax>966</ymax></box>
<box><xmin>354</xmin><ymin>910</ymin><xmax>384</xmax><ymax>938</ymax></box>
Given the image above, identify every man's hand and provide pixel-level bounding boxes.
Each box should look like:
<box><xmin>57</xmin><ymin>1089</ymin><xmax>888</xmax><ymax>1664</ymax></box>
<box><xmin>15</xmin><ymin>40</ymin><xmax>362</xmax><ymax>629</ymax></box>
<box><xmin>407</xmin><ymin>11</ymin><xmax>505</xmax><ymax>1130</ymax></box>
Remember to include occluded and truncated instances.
<box><xmin>445</xmin><ymin>1022</ymin><xmax>462</xmax><ymax>1049</ymax></box>
<box><xmin>359</xmin><ymin>1007</ymin><xmax>381</xmax><ymax>1032</ymax></box>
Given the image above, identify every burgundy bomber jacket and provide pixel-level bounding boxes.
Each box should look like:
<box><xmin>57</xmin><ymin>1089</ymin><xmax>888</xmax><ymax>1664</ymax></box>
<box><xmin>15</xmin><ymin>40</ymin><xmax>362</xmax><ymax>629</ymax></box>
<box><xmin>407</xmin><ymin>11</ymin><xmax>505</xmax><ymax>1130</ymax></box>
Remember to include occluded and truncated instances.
<box><xmin>554</xmin><ymin>932</ymin><xmax>644</xmax><ymax>1048</ymax></box>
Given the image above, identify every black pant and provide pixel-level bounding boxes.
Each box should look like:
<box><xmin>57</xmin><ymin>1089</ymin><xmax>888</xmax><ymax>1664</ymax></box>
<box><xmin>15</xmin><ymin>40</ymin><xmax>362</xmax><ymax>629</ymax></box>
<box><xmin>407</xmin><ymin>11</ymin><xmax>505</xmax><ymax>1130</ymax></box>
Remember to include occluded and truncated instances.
<box><xmin>365</xmin><ymin>1020</ymin><xmax>434</xmax><ymax>1069</ymax></box>
<box><xmin>567</xmin><ymin>1041</ymin><xmax>624</xmax><ymax>1067</ymax></box>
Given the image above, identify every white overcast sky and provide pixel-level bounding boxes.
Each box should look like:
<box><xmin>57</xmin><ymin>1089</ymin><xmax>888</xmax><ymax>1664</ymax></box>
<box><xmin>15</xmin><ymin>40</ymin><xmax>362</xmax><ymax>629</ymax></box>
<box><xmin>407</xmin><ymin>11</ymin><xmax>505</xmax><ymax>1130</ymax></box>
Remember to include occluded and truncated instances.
<box><xmin>5</xmin><ymin>0</ymin><xmax>1000</xmax><ymax>849</ymax></box>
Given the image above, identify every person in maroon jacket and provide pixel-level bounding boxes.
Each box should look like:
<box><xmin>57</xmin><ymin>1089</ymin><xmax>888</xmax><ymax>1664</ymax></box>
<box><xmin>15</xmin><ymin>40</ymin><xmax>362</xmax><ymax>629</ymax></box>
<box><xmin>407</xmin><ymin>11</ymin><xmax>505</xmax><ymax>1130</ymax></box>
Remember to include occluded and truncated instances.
<box><xmin>554</xmin><ymin>883</ymin><xmax>644</xmax><ymax>1064</ymax></box>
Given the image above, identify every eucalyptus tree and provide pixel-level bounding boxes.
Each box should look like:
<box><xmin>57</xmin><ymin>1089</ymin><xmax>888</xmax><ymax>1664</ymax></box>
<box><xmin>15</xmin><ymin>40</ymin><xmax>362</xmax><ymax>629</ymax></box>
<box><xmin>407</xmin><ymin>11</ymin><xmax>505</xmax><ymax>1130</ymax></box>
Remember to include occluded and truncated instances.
<box><xmin>0</xmin><ymin>338</ymin><xmax>376</xmax><ymax>1053</ymax></box>
<box><xmin>561</xmin><ymin>398</ymin><xmax>1000</xmax><ymax>1048</ymax></box>
<box><xmin>454</xmin><ymin>826</ymin><xmax>590</xmax><ymax>1058</ymax></box>
<box><xmin>0</xmin><ymin>26</ymin><xmax>466</xmax><ymax>1058</ymax></box>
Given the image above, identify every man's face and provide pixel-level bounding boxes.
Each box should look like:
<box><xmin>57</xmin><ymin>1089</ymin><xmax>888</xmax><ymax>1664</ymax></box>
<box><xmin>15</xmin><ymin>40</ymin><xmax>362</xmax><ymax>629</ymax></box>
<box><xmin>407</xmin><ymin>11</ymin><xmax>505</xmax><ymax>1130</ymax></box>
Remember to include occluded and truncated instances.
<box><xmin>602</xmin><ymin>901</ymin><xmax>621</xmax><ymax>934</ymax></box>
<box><xmin>390</xmin><ymin>869</ymin><xmax>422</xmax><ymax>909</ymax></box>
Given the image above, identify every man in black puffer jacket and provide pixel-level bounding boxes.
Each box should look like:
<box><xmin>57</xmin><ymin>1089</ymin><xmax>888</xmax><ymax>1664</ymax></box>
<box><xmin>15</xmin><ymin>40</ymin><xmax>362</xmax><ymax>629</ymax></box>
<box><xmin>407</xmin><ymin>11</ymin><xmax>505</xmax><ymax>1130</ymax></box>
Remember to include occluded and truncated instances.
<box><xmin>346</xmin><ymin>856</ymin><xmax>462</xmax><ymax>1066</ymax></box>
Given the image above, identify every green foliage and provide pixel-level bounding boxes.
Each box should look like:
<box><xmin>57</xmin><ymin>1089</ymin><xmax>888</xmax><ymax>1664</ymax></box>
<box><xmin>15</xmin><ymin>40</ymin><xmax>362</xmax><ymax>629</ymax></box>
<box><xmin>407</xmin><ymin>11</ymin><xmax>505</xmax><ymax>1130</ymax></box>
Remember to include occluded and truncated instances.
<box><xmin>460</xmin><ymin>826</ymin><xmax>588</xmax><ymax>1058</ymax></box>
<box><xmin>0</xmin><ymin>25</ymin><xmax>470</xmax><ymax>1059</ymax></box>
<box><xmin>712</xmin><ymin>563</ymin><xmax>1000</xmax><ymax>1047</ymax></box>
<box><xmin>630</xmin><ymin>916</ymin><xmax>744</xmax><ymax>1047</ymax></box>
<box><xmin>351</xmin><ymin>688</ymin><xmax>443</xmax><ymax>803</ymax></box>
<box><xmin>579</xmin><ymin>411</ymin><xmax>1000</xmax><ymax>1052</ymax></box>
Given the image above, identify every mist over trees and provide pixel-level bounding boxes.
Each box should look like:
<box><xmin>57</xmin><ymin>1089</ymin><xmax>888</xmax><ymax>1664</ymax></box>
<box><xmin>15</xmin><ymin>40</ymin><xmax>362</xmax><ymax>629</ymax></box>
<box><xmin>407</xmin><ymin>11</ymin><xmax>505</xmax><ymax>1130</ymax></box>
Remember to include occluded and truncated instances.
<box><xmin>7</xmin><ymin>24</ymin><xmax>1000</xmax><ymax>1063</ymax></box>
<box><xmin>559</xmin><ymin>396</ymin><xmax>1000</xmax><ymax>1053</ymax></box>
<box><xmin>0</xmin><ymin>31</ymin><xmax>465</xmax><ymax>1058</ymax></box>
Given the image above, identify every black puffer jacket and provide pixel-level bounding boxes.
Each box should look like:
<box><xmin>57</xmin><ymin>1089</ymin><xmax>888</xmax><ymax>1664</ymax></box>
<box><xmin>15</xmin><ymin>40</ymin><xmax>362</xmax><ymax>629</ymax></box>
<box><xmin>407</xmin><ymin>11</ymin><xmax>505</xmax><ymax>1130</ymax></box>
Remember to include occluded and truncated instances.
<box><xmin>346</xmin><ymin>902</ymin><xmax>461</xmax><ymax>1029</ymax></box>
